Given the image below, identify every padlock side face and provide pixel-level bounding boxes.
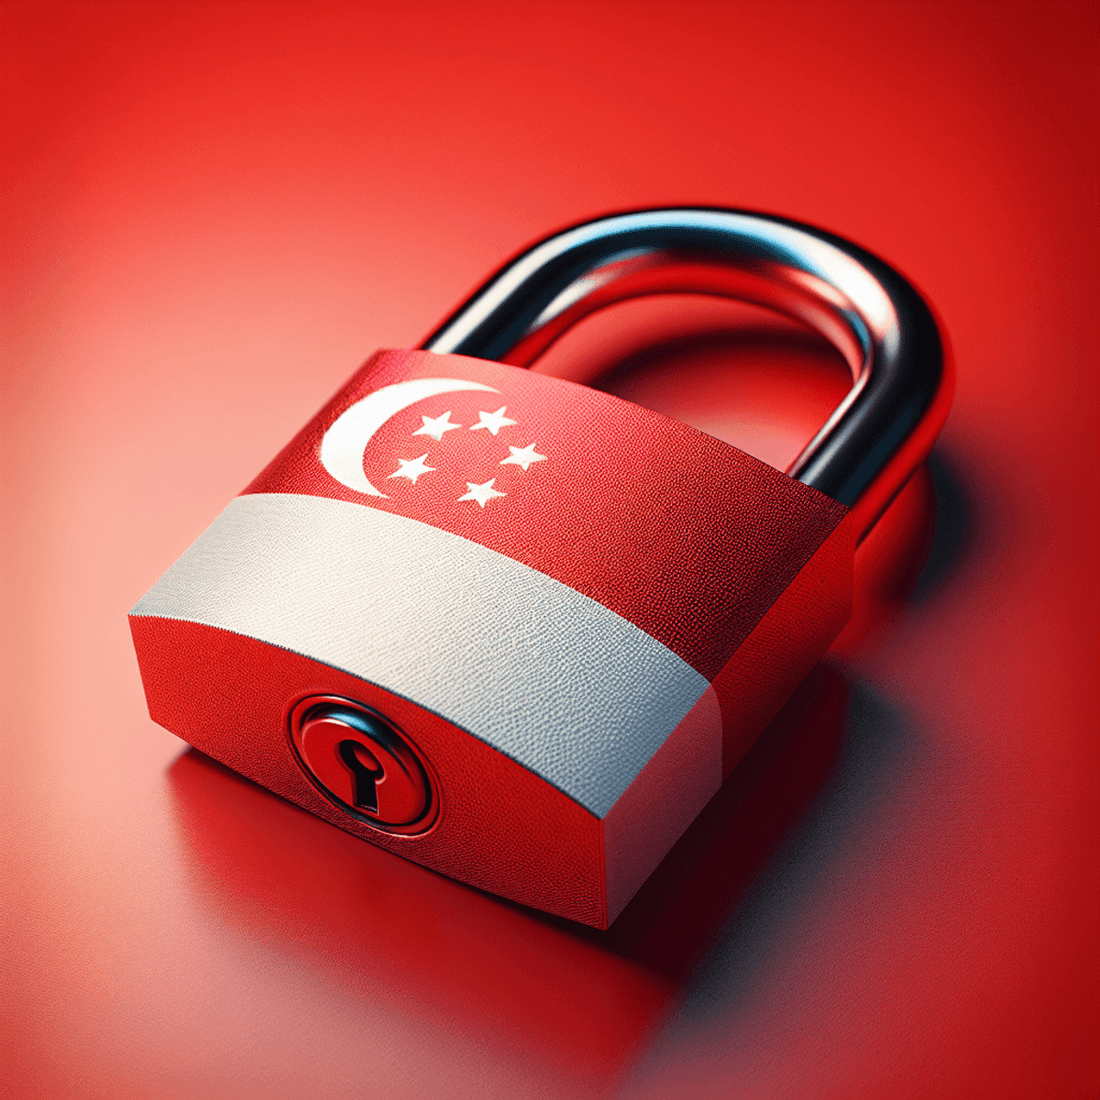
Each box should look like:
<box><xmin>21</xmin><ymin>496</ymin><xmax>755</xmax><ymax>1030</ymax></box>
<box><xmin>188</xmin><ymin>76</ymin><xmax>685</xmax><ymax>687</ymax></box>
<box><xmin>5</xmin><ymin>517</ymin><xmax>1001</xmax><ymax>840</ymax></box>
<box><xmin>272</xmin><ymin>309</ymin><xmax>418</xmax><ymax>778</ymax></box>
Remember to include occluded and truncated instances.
<box><xmin>711</xmin><ymin>513</ymin><xmax>856</xmax><ymax>779</ymax></box>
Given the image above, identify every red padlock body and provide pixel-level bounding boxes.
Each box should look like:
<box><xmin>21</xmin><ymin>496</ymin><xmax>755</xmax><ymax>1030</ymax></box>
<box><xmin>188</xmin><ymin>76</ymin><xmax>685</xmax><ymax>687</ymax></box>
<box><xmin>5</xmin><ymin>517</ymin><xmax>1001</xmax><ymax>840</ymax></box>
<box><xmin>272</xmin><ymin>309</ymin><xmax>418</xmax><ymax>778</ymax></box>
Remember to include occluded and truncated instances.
<box><xmin>131</xmin><ymin>349</ymin><xmax>854</xmax><ymax>926</ymax></box>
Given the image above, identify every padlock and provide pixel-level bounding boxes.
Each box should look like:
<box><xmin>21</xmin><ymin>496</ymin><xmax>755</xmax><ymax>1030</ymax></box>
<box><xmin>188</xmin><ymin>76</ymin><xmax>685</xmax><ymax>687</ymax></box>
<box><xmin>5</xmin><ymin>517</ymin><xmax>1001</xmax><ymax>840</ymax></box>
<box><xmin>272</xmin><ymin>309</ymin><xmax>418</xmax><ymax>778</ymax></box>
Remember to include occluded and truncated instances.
<box><xmin>130</xmin><ymin>209</ymin><xmax>950</xmax><ymax>928</ymax></box>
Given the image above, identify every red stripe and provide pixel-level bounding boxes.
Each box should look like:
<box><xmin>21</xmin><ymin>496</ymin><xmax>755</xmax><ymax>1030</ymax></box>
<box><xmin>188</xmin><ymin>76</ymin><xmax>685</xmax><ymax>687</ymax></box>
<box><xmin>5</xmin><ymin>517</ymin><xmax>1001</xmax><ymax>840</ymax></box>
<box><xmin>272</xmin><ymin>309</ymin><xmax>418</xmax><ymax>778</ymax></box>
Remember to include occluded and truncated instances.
<box><xmin>244</xmin><ymin>349</ymin><xmax>848</xmax><ymax>679</ymax></box>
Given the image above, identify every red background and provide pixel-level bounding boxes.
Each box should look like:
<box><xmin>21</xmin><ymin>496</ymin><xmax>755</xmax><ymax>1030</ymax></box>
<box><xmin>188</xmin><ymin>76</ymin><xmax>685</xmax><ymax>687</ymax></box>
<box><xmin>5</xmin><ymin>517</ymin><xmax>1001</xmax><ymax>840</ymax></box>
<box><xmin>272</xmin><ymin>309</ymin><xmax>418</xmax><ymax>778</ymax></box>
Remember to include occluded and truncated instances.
<box><xmin>2</xmin><ymin>3</ymin><xmax>1096</xmax><ymax>1098</ymax></box>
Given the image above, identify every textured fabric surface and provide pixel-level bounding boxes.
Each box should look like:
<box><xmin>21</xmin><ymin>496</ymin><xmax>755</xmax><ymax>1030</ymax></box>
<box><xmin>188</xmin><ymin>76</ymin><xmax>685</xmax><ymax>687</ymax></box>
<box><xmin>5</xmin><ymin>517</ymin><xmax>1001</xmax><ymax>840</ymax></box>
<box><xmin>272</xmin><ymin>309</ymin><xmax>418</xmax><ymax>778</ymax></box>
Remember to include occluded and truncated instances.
<box><xmin>132</xmin><ymin>492</ymin><xmax>710</xmax><ymax>817</ymax></box>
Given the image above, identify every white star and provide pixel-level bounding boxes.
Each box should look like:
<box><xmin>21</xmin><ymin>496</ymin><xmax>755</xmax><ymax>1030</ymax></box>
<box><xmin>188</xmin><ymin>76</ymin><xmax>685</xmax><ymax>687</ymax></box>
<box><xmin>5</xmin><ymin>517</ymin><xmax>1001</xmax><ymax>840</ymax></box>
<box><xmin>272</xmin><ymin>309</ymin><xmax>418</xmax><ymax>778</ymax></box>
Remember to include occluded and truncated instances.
<box><xmin>413</xmin><ymin>411</ymin><xmax>462</xmax><ymax>441</ymax></box>
<box><xmin>387</xmin><ymin>453</ymin><xmax>435</xmax><ymax>484</ymax></box>
<box><xmin>499</xmin><ymin>442</ymin><xmax>546</xmax><ymax>472</ymax></box>
<box><xmin>457</xmin><ymin>479</ymin><xmax>506</xmax><ymax>507</ymax></box>
<box><xmin>469</xmin><ymin>406</ymin><xmax>517</xmax><ymax>436</ymax></box>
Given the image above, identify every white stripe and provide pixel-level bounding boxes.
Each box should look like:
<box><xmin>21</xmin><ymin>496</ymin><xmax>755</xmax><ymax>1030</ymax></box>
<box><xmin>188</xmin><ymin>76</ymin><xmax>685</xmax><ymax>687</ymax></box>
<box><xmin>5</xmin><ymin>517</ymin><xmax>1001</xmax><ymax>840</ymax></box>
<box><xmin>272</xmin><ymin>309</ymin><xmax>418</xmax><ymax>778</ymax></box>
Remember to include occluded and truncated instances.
<box><xmin>132</xmin><ymin>493</ymin><xmax>711</xmax><ymax>816</ymax></box>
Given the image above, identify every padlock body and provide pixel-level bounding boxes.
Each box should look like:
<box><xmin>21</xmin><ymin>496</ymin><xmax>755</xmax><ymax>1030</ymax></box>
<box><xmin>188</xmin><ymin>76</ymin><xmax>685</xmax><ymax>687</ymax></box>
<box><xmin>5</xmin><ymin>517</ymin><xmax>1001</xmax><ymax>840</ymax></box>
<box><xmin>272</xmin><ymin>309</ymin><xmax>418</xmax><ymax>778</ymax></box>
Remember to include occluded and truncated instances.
<box><xmin>131</xmin><ymin>349</ymin><xmax>853</xmax><ymax>927</ymax></box>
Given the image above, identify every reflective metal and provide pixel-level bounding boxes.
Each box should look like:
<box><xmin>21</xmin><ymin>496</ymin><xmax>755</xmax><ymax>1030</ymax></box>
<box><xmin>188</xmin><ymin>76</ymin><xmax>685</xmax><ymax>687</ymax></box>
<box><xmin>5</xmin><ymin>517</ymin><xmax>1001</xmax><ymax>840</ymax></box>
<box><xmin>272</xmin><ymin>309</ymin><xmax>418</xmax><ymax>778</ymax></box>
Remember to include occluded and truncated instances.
<box><xmin>422</xmin><ymin>208</ymin><xmax>945</xmax><ymax>508</ymax></box>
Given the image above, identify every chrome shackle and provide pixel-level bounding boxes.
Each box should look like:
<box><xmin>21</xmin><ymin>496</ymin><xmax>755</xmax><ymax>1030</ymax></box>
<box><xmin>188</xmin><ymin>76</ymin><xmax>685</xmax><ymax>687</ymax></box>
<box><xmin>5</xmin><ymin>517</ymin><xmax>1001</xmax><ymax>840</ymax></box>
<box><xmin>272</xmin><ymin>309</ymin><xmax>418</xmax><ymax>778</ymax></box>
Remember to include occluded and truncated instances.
<box><xmin>423</xmin><ymin>207</ymin><xmax>948</xmax><ymax>516</ymax></box>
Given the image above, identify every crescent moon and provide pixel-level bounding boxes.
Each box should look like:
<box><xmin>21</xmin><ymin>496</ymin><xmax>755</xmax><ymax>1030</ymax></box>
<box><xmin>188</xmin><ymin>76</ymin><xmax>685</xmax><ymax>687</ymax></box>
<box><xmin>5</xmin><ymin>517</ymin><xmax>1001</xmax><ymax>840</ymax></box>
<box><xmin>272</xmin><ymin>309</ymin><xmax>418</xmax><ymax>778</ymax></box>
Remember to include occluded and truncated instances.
<box><xmin>320</xmin><ymin>377</ymin><xmax>498</xmax><ymax>497</ymax></box>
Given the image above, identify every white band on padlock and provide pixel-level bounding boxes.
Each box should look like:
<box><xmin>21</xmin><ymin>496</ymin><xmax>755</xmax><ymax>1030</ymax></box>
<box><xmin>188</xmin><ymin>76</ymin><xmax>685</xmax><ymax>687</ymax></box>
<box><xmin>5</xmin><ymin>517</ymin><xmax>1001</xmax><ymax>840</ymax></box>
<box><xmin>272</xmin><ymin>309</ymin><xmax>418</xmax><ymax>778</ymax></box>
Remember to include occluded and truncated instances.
<box><xmin>132</xmin><ymin>492</ymin><xmax>715</xmax><ymax>817</ymax></box>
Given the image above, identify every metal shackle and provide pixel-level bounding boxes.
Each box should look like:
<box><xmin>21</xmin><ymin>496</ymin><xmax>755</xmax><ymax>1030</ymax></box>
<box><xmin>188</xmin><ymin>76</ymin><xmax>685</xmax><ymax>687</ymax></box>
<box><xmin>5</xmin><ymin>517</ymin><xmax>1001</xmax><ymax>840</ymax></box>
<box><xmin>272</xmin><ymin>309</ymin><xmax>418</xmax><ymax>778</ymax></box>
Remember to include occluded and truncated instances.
<box><xmin>422</xmin><ymin>207</ymin><xmax>948</xmax><ymax>518</ymax></box>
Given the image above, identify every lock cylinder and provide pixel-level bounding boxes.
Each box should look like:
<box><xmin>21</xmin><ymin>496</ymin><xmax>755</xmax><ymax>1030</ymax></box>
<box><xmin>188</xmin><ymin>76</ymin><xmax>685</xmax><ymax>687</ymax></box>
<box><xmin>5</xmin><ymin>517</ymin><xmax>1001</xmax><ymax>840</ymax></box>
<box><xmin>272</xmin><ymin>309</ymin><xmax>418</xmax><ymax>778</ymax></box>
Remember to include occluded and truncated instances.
<box><xmin>290</xmin><ymin>696</ymin><xmax>435</xmax><ymax>833</ymax></box>
<box><xmin>130</xmin><ymin>208</ymin><xmax>950</xmax><ymax>928</ymax></box>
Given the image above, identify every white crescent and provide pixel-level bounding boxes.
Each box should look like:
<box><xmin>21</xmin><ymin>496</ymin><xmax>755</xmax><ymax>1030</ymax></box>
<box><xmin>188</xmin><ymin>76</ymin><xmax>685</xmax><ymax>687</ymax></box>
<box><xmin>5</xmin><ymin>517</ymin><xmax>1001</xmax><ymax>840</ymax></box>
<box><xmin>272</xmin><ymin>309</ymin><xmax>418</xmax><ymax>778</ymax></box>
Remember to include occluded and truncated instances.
<box><xmin>320</xmin><ymin>377</ymin><xmax>498</xmax><ymax>497</ymax></box>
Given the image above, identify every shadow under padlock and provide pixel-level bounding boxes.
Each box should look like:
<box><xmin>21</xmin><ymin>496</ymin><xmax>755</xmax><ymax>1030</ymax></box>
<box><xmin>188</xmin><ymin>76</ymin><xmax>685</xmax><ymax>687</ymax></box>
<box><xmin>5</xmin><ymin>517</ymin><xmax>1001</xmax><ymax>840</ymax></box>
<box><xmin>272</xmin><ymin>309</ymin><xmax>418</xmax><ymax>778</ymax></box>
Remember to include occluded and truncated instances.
<box><xmin>167</xmin><ymin>662</ymin><xmax>851</xmax><ymax>1091</ymax></box>
<box><xmin>134</xmin><ymin>209</ymin><xmax>951</xmax><ymax>930</ymax></box>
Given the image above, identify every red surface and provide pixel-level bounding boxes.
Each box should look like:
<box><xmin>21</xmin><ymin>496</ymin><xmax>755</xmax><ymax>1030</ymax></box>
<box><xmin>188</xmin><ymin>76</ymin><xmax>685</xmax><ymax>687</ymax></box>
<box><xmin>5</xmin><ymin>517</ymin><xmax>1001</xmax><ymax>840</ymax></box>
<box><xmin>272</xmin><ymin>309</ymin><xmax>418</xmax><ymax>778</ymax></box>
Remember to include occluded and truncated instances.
<box><xmin>2</xmin><ymin>3</ymin><xmax>1096</xmax><ymax>1098</ymax></box>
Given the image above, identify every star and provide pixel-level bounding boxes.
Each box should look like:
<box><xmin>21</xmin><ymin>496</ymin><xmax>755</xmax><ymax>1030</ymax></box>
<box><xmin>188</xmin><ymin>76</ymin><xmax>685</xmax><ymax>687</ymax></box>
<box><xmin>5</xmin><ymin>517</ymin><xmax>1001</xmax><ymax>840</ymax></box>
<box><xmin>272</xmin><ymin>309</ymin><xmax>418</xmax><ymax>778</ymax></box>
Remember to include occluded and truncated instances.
<box><xmin>499</xmin><ymin>442</ymin><xmax>546</xmax><ymax>472</ymax></box>
<box><xmin>387</xmin><ymin>453</ymin><xmax>435</xmax><ymax>484</ymax></box>
<box><xmin>469</xmin><ymin>406</ymin><xmax>517</xmax><ymax>436</ymax></box>
<box><xmin>457</xmin><ymin>479</ymin><xmax>506</xmax><ymax>507</ymax></box>
<box><xmin>413</xmin><ymin>411</ymin><xmax>462</xmax><ymax>441</ymax></box>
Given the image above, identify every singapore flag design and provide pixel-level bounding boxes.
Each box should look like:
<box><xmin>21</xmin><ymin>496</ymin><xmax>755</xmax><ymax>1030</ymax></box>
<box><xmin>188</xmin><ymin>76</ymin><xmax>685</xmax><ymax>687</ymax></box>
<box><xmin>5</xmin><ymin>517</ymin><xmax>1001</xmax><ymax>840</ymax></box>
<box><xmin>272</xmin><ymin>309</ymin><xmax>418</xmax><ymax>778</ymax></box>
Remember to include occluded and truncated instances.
<box><xmin>317</xmin><ymin>375</ymin><xmax>546</xmax><ymax>508</ymax></box>
<box><xmin>130</xmin><ymin>348</ymin><xmax>852</xmax><ymax>926</ymax></box>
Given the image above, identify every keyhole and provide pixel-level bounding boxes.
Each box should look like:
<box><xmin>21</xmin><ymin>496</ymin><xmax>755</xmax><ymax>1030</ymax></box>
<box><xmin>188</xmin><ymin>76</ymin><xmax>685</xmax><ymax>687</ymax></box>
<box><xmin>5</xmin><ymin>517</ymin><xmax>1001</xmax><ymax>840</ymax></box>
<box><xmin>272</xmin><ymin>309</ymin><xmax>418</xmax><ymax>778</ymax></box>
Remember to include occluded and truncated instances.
<box><xmin>293</xmin><ymin>698</ymin><xmax>435</xmax><ymax>832</ymax></box>
<box><xmin>338</xmin><ymin>740</ymin><xmax>384</xmax><ymax>813</ymax></box>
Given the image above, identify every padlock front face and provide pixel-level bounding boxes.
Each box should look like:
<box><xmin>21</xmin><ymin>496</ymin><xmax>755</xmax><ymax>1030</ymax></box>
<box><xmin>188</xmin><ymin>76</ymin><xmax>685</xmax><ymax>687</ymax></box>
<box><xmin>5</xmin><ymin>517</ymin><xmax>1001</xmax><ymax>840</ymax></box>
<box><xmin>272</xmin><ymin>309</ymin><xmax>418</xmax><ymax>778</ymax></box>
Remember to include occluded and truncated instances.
<box><xmin>131</xmin><ymin>348</ymin><xmax>854</xmax><ymax>926</ymax></box>
<box><xmin>131</xmin><ymin>614</ymin><xmax>614</xmax><ymax>923</ymax></box>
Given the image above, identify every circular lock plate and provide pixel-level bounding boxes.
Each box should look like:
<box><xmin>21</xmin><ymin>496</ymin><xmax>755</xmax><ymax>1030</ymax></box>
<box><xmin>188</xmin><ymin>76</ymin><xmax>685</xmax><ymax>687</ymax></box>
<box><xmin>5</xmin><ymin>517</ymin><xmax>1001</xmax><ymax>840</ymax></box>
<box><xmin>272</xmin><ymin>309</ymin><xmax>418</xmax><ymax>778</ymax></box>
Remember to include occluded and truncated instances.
<box><xmin>288</xmin><ymin>694</ymin><xmax>439</xmax><ymax>835</ymax></box>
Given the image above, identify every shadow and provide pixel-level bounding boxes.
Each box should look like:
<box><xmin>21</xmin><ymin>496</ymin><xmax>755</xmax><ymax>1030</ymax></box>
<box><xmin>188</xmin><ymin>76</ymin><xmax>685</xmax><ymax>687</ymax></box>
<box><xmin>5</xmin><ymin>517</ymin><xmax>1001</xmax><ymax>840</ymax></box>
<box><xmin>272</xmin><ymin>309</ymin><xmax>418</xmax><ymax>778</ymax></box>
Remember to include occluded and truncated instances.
<box><xmin>614</xmin><ymin>682</ymin><xmax>925</xmax><ymax>1100</ymax></box>
<box><xmin>830</xmin><ymin>448</ymin><xmax>975</xmax><ymax>653</ymax></box>
<box><xmin>910</xmin><ymin>450</ymin><xmax>977</xmax><ymax>604</ymax></box>
<box><xmin>662</xmin><ymin>679</ymin><xmax>917</xmax><ymax>1025</ymax></box>
<box><xmin>590</xmin><ymin>326</ymin><xmax>841</xmax><ymax>390</ymax></box>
